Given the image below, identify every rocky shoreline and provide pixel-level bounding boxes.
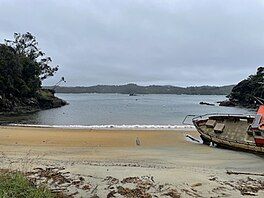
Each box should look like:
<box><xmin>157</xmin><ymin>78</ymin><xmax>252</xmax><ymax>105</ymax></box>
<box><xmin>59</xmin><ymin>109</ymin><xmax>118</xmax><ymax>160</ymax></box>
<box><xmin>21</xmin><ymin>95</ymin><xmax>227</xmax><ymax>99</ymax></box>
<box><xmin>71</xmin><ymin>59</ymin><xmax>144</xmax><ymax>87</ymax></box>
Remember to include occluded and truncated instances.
<box><xmin>218</xmin><ymin>100</ymin><xmax>237</xmax><ymax>107</ymax></box>
<box><xmin>218</xmin><ymin>99</ymin><xmax>258</xmax><ymax>109</ymax></box>
<box><xmin>0</xmin><ymin>89</ymin><xmax>67</xmax><ymax>116</ymax></box>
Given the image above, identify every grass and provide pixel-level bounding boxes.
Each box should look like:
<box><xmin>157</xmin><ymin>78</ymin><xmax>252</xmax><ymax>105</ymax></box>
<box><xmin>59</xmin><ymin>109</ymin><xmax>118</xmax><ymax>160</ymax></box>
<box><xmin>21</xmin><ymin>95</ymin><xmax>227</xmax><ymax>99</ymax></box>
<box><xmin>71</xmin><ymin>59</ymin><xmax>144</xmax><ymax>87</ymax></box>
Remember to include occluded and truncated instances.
<box><xmin>0</xmin><ymin>170</ymin><xmax>54</xmax><ymax>198</ymax></box>
<box><xmin>37</xmin><ymin>89</ymin><xmax>54</xmax><ymax>101</ymax></box>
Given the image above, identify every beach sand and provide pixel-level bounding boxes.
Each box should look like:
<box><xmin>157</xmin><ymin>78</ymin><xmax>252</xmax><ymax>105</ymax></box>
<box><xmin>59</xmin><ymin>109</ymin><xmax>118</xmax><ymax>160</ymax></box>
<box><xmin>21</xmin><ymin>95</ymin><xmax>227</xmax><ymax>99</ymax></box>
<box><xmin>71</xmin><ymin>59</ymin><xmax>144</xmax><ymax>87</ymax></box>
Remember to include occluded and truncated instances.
<box><xmin>0</xmin><ymin>126</ymin><xmax>264</xmax><ymax>197</ymax></box>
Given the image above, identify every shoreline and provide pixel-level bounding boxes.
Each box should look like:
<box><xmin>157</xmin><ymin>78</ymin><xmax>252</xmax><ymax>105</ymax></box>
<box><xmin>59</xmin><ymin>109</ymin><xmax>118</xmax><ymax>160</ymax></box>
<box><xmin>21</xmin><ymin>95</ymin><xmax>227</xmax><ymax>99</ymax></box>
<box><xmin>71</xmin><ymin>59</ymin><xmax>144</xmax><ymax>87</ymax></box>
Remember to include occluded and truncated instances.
<box><xmin>6</xmin><ymin>124</ymin><xmax>196</xmax><ymax>130</ymax></box>
<box><xmin>0</xmin><ymin>126</ymin><xmax>264</xmax><ymax>197</ymax></box>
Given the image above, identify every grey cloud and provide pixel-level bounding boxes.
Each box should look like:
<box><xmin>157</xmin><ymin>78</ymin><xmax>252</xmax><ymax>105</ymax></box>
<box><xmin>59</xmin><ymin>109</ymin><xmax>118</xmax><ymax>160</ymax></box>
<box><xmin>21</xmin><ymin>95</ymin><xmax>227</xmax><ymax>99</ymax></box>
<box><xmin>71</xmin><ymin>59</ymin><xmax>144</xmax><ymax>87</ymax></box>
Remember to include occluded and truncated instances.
<box><xmin>0</xmin><ymin>0</ymin><xmax>263</xmax><ymax>86</ymax></box>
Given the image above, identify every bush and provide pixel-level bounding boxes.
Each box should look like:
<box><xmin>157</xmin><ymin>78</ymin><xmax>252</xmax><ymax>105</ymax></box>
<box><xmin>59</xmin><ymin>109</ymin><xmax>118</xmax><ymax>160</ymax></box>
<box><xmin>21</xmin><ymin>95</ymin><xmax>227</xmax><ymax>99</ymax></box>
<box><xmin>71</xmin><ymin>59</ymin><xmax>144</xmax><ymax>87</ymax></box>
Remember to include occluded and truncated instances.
<box><xmin>0</xmin><ymin>171</ymin><xmax>54</xmax><ymax>198</ymax></box>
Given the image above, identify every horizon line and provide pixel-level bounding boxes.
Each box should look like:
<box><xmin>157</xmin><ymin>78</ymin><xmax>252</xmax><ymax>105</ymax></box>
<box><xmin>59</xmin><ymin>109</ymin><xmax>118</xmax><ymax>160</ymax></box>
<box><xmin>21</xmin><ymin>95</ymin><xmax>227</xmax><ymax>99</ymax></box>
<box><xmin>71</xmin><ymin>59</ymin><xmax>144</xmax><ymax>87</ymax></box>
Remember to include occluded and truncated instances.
<box><xmin>43</xmin><ymin>83</ymin><xmax>235</xmax><ymax>88</ymax></box>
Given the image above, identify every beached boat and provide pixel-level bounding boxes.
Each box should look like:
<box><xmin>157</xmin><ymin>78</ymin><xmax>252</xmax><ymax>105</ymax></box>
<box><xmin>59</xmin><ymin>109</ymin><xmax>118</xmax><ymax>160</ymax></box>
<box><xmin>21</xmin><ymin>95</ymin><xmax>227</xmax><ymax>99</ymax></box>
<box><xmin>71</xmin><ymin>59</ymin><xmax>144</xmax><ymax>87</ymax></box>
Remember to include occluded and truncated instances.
<box><xmin>188</xmin><ymin>105</ymin><xmax>264</xmax><ymax>153</ymax></box>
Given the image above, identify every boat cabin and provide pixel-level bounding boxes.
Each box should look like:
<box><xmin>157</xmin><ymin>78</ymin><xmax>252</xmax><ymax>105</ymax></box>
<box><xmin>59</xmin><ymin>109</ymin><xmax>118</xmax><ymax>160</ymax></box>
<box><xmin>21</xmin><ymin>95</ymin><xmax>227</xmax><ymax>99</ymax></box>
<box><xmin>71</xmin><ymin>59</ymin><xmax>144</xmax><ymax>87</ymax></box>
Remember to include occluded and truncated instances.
<box><xmin>251</xmin><ymin>105</ymin><xmax>264</xmax><ymax>147</ymax></box>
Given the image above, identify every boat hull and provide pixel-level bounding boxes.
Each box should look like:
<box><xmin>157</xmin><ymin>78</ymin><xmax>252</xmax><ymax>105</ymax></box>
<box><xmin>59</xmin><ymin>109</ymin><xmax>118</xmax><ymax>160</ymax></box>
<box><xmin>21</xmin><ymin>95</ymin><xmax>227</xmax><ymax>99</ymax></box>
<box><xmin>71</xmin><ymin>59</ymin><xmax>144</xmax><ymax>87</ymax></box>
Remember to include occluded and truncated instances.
<box><xmin>193</xmin><ymin>115</ymin><xmax>264</xmax><ymax>154</ymax></box>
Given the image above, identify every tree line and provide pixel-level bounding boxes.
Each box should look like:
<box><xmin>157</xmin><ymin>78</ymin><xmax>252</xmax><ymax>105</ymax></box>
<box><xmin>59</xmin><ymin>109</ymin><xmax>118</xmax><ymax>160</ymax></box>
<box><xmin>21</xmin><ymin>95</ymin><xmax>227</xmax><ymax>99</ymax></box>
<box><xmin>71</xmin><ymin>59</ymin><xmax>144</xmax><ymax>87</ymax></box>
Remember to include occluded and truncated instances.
<box><xmin>48</xmin><ymin>84</ymin><xmax>234</xmax><ymax>95</ymax></box>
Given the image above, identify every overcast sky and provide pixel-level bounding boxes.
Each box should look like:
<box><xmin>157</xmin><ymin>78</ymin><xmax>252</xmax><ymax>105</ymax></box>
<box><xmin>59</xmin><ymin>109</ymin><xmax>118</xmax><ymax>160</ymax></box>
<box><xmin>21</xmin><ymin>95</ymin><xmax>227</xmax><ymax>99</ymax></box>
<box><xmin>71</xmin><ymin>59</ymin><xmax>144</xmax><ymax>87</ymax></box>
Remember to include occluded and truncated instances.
<box><xmin>0</xmin><ymin>0</ymin><xmax>263</xmax><ymax>87</ymax></box>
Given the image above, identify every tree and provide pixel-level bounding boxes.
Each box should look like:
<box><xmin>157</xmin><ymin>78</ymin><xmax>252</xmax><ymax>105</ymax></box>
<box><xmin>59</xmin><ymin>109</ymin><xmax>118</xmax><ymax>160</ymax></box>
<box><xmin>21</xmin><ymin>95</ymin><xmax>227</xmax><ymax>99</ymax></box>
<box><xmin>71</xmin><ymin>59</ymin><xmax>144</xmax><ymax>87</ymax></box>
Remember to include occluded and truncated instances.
<box><xmin>0</xmin><ymin>32</ymin><xmax>66</xmax><ymax>113</ymax></box>
<box><xmin>228</xmin><ymin>67</ymin><xmax>264</xmax><ymax>107</ymax></box>
<box><xmin>257</xmin><ymin>66</ymin><xmax>264</xmax><ymax>75</ymax></box>
<box><xmin>5</xmin><ymin>32</ymin><xmax>59</xmax><ymax>81</ymax></box>
<box><xmin>0</xmin><ymin>32</ymin><xmax>60</xmax><ymax>99</ymax></box>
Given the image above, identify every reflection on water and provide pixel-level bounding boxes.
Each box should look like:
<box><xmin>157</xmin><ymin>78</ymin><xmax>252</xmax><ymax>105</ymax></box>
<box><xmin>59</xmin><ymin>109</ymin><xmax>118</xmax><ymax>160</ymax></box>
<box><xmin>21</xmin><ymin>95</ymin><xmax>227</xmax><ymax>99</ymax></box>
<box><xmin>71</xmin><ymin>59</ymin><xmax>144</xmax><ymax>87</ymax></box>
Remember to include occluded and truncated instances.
<box><xmin>1</xmin><ymin>94</ymin><xmax>254</xmax><ymax>126</ymax></box>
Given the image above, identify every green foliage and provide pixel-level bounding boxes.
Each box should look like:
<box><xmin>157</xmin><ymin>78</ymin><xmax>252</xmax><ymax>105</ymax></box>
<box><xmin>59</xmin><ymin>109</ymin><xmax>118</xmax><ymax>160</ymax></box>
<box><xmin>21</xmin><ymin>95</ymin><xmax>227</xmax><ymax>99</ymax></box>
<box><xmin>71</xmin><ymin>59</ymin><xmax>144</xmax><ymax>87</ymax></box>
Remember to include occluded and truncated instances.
<box><xmin>37</xmin><ymin>89</ymin><xmax>54</xmax><ymax>101</ymax></box>
<box><xmin>229</xmin><ymin>67</ymin><xmax>264</xmax><ymax>107</ymax></box>
<box><xmin>0</xmin><ymin>44</ymin><xmax>39</xmax><ymax>98</ymax></box>
<box><xmin>0</xmin><ymin>33</ymin><xmax>59</xmax><ymax>110</ymax></box>
<box><xmin>5</xmin><ymin>32</ymin><xmax>58</xmax><ymax>80</ymax></box>
<box><xmin>0</xmin><ymin>171</ymin><xmax>54</xmax><ymax>198</ymax></box>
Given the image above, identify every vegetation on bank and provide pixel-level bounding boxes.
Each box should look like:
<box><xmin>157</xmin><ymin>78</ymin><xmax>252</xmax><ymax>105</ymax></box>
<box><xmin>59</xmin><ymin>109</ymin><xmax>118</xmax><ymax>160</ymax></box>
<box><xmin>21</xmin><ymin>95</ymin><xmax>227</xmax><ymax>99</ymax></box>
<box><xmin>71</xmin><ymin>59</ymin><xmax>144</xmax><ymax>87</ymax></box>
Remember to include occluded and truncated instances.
<box><xmin>46</xmin><ymin>84</ymin><xmax>234</xmax><ymax>95</ymax></box>
<box><xmin>0</xmin><ymin>33</ymin><xmax>66</xmax><ymax>114</ymax></box>
<box><xmin>226</xmin><ymin>67</ymin><xmax>264</xmax><ymax>108</ymax></box>
<box><xmin>0</xmin><ymin>170</ymin><xmax>54</xmax><ymax>198</ymax></box>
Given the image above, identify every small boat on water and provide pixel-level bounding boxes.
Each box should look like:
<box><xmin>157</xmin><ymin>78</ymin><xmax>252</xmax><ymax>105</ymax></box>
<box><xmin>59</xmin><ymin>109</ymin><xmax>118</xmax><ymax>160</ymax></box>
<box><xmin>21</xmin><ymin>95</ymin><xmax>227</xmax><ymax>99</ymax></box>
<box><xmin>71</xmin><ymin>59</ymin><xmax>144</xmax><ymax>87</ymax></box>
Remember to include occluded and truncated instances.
<box><xmin>185</xmin><ymin>105</ymin><xmax>264</xmax><ymax>153</ymax></box>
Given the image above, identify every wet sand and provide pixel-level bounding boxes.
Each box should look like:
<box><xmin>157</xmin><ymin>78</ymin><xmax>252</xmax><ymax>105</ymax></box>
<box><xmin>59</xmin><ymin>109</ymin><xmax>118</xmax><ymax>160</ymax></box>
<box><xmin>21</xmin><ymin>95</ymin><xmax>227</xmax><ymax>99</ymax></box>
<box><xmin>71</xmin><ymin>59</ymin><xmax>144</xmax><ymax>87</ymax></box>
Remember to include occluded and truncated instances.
<box><xmin>0</xmin><ymin>126</ymin><xmax>192</xmax><ymax>147</ymax></box>
<box><xmin>0</xmin><ymin>126</ymin><xmax>264</xmax><ymax>197</ymax></box>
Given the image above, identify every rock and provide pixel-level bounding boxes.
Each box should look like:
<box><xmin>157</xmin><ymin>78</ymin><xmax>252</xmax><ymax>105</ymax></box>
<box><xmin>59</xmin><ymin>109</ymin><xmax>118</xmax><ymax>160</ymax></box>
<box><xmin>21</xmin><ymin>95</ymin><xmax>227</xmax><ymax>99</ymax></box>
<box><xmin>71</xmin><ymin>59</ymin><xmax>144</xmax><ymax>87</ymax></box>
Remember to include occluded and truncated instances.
<box><xmin>24</xmin><ymin>98</ymin><xmax>39</xmax><ymax>106</ymax></box>
<box><xmin>199</xmin><ymin>102</ymin><xmax>215</xmax><ymax>106</ymax></box>
<box><xmin>37</xmin><ymin>89</ymin><xmax>68</xmax><ymax>109</ymax></box>
<box><xmin>219</xmin><ymin>100</ymin><xmax>236</xmax><ymax>107</ymax></box>
<box><xmin>0</xmin><ymin>88</ymin><xmax>67</xmax><ymax>115</ymax></box>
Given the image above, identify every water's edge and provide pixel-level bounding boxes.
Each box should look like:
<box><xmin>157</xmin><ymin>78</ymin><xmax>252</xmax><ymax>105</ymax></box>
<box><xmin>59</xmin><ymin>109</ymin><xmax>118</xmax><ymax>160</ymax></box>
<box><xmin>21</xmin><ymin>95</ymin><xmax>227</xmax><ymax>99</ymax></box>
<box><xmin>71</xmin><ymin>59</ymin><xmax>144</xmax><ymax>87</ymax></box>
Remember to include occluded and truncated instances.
<box><xmin>8</xmin><ymin>123</ymin><xmax>195</xmax><ymax>130</ymax></box>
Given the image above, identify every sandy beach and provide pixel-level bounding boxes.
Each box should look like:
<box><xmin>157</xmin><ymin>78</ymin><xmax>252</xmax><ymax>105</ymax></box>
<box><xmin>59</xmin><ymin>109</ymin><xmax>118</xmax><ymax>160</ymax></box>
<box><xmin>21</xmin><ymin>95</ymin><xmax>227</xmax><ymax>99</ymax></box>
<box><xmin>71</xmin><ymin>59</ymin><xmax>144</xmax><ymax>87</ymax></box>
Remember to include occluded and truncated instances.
<box><xmin>0</xmin><ymin>126</ymin><xmax>264</xmax><ymax>197</ymax></box>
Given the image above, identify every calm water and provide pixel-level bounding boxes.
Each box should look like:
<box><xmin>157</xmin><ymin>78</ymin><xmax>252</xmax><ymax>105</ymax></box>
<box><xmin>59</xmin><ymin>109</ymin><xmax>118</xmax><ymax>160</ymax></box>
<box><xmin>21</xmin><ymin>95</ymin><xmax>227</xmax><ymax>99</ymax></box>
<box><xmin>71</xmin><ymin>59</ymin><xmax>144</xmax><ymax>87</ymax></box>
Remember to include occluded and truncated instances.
<box><xmin>7</xmin><ymin>93</ymin><xmax>254</xmax><ymax>127</ymax></box>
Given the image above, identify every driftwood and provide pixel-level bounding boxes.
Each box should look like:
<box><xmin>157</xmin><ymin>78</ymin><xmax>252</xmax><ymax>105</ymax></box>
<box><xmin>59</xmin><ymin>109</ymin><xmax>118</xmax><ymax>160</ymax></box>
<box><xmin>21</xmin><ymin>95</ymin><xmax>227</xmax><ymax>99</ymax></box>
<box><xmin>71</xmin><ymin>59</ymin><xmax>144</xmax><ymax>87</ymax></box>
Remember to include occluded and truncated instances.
<box><xmin>226</xmin><ymin>170</ymin><xmax>264</xmax><ymax>177</ymax></box>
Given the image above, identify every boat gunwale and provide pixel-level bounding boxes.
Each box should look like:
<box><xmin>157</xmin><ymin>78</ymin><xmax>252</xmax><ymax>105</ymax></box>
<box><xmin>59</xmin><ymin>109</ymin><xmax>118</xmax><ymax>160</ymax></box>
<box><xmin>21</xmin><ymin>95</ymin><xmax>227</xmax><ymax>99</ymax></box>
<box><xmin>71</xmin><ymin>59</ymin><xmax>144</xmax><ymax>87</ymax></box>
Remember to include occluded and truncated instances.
<box><xmin>192</xmin><ymin>113</ymin><xmax>255</xmax><ymax>121</ymax></box>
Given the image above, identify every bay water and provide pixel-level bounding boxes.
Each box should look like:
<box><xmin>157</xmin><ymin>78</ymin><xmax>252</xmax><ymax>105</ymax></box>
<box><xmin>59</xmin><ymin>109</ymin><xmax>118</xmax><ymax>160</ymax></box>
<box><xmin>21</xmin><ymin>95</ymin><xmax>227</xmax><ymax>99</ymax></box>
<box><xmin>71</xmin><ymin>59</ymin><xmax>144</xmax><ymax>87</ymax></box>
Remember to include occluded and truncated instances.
<box><xmin>7</xmin><ymin>93</ymin><xmax>254</xmax><ymax>129</ymax></box>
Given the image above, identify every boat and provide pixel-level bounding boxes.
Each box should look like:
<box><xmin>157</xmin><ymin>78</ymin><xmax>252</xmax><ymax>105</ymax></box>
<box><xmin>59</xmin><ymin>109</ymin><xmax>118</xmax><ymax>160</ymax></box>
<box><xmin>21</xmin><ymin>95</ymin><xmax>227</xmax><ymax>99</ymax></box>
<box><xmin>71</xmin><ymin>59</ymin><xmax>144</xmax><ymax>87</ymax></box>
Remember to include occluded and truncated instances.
<box><xmin>184</xmin><ymin>105</ymin><xmax>264</xmax><ymax>153</ymax></box>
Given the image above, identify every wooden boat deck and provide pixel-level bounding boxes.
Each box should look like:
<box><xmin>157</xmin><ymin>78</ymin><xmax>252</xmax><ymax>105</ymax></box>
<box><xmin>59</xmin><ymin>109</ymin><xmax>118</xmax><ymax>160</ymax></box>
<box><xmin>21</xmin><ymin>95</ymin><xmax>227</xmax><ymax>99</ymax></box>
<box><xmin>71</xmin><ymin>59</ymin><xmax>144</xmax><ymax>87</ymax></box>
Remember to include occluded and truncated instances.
<box><xmin>199</xmin><ymin>119</ymin><xmax>254</xmax><ymax>144</ymax></box>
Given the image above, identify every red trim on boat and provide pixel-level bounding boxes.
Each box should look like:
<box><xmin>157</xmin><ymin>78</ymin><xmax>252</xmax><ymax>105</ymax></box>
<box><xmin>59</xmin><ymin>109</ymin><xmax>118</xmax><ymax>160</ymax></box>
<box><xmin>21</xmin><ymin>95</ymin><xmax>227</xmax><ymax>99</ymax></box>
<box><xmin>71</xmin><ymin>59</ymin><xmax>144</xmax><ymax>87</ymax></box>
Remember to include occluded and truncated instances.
<box><xmin>255</xmin><ymin>137</ymin><xmax>264</xmax><ymax>147</ymax></box>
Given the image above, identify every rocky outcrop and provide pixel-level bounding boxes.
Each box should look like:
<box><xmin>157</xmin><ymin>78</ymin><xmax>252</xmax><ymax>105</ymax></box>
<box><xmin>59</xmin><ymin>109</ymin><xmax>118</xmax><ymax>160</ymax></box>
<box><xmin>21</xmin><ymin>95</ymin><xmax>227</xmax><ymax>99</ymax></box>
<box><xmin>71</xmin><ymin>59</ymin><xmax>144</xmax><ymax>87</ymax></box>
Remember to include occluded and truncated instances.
<box><xmin>0</xmin><ymin>89</ymin><xmax>67</xmax><ymax>115</ymax></box>
<box><xmin>37</xmin><ymin>89</ymin><xmax>68</xmax><ymax>109</ymax></box>
<box><xmin>218</xmin><ymin>100</ymin><xmax>236</xmax><ymax>107</ymax></box>
<box><xmin>199</xmin><ymin>102</ymin><xmax>215</xmax><ymax>106</ymax></box>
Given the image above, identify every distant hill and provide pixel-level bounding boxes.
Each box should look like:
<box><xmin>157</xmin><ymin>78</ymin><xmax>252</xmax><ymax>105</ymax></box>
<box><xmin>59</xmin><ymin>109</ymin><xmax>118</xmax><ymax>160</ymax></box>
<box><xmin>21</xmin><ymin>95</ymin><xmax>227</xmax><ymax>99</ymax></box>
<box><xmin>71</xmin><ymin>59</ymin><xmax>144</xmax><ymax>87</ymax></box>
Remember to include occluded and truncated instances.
<box><xmin>44</xmin><ymin>84</ymin><xmax>234</xmax><ymax>95</ymax></box>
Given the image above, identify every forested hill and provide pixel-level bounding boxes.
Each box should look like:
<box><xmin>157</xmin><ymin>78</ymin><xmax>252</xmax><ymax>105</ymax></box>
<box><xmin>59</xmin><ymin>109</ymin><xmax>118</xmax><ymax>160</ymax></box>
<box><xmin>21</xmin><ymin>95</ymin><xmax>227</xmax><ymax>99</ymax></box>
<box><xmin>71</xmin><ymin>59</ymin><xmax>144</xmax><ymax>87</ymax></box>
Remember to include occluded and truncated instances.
<box><xmin>46</xmin><ymin>84</ymin><xmax>234</xmax><ymax>95</ymax></box>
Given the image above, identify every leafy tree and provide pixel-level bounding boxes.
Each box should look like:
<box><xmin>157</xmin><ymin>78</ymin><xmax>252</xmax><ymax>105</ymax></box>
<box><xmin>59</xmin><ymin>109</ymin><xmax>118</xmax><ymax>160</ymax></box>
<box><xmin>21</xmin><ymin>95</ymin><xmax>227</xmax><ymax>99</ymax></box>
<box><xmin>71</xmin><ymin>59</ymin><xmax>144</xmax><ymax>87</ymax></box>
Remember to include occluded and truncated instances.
<box><xmin>5</xmin><ymin>32</ymin><xmax>58</xmax><ymax>81</ymax></box>
<box><xmin>0</xmin><ymin>32</ymin><xmax>66</xmax><ymax>113</ymax></box>
<box><xmin>228</xmin><ymin>67</ymin><xmax>264</xmax><ymax>107</ymax></box>
<box><xmin>0</xmin><ymin>32</ymin><xmax>61</xmax><ymax>111</ymax></box>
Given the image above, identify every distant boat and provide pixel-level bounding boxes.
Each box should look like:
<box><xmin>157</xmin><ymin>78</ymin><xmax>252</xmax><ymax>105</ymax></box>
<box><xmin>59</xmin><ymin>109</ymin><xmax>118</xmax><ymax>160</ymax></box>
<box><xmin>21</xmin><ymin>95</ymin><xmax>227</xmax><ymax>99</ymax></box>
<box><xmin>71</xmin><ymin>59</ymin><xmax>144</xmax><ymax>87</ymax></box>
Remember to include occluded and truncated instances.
<box><xmin>184</xmin><ymin>105</ymin><xmax>264</xmax><ymax>153</ymax></box>
<box><xmin>129</xmin><ymin>93</ymin><xmax>137</xmax><ymax>96</ymax></box>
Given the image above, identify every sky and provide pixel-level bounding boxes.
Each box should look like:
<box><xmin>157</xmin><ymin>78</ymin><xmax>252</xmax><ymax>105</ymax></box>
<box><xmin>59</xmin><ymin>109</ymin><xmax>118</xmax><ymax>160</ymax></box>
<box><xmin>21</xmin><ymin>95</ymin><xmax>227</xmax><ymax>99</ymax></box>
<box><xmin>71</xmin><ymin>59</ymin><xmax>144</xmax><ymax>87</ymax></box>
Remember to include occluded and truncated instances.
<box><xmin>0</xmin><ymin>0</ymin><xmax>263</xmax><ymax>87</ymax></box>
